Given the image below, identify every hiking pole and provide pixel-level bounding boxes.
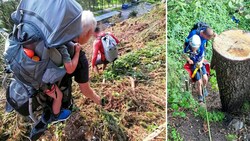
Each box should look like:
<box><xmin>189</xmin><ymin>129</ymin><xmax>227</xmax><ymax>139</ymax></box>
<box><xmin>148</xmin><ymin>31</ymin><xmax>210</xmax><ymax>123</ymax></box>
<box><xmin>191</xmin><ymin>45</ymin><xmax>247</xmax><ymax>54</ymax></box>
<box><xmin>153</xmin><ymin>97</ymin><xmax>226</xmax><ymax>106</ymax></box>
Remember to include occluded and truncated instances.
<box><xmin>200</xmin><ymin>66</ymin><xmax>212</xmax><ymax>141</ymax></box>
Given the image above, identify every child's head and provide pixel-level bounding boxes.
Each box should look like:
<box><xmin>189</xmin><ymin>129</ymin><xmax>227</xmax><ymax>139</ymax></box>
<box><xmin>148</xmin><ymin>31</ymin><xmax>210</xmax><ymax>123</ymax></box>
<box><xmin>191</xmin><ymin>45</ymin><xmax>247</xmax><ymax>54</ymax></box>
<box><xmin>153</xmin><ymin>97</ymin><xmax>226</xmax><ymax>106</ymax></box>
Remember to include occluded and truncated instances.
<box><xmin>189</xmin><ymin>35</ymin><xmax>201</xmax><ymax>51</ymax></box>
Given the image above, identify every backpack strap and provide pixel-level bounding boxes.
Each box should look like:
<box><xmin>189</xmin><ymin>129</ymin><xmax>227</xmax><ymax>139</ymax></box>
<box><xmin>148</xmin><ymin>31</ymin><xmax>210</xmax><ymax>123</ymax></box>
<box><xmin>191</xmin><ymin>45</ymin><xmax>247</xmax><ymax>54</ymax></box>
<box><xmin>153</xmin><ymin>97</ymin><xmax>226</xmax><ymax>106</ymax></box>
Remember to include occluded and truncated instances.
<box><xmin>97</xmin><ymin>33</ymin><xmax>108</xmax><ymax>55</ymax></box>
<box><xmin>12</xmin><ymin>22</ymin><xmax>43</xmax><ymax>45</ymax></box>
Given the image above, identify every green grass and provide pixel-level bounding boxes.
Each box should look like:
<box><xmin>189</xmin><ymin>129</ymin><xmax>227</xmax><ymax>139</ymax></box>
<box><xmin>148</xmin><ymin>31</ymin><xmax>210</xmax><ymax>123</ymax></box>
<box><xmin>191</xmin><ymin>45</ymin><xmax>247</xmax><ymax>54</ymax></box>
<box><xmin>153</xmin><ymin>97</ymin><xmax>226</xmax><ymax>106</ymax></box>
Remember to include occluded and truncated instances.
<box><xmin>168</xmin><ymin>126</ymin><xmax>184</xmax><ymax>141</ymax></box>
<box><xmin>242</xmin><ymin>102</ymin><xmax>250</xmax><ymax>113</ymax></box>
<box><xmin>209</xmin><ymin>69</ymin><xmax>219</xmax><ymax>91</ymax></box>
<box><xmin>100</xmin><ymin>110</ymin><xmax>127</xmax><ymax>141</ymax></box>
<box><xmin>225</xmin><ymin>134</ymin><xmax>237</xmax><ymax>141</ymax></box>
<box><xmin>102</xmin><ymin>42</ymin><xmax>165</xmax><ymax>81</ymax></box>
<box><xmin>194</xmin><ymin>107</ymin><xmax>225</xmax><ymax>122</ymax></box>
<box><xmin>141</xmin><ymin>0</ymin><xmax>161</xmax><ymax>4</ymax></box>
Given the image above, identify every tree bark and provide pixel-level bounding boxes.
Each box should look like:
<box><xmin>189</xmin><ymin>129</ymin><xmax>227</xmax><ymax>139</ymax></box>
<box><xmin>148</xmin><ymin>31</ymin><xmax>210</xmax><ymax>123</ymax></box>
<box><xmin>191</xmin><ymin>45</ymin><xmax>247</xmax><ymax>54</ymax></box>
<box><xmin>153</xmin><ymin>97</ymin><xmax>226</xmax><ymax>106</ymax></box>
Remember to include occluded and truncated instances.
<box><xmin>212</xmin><ymin>30</ymin><xmax>250</xmax><ymax>113</ymax></box>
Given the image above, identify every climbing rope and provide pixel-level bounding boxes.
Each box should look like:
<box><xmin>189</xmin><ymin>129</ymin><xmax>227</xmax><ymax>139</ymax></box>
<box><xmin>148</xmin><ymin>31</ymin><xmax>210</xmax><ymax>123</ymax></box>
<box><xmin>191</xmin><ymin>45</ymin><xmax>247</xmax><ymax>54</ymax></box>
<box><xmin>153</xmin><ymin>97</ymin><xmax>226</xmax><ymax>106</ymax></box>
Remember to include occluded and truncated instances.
<box><xmin>203</xmin><ymin>89</ymin><xmax>212</xmax><ymax>141</ymax></box>
<box><xmin>200</xmin><ymin>69</ymin><xmax>212</xmax><ymax>141</ymax></box>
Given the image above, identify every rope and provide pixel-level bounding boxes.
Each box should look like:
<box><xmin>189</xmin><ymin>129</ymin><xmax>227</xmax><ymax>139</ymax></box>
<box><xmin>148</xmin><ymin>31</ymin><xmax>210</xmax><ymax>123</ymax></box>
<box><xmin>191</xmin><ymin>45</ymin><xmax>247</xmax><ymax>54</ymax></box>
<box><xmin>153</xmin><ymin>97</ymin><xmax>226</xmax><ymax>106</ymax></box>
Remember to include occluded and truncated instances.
<box><xmin>203</xmin><ymin>89</ymin><xmax>212</xmax><ymax>141</ymax></box>
<box><xmin>200</xmin><ymin>68</ymin><xmax>212</xmax><ymax>141</ymax></box>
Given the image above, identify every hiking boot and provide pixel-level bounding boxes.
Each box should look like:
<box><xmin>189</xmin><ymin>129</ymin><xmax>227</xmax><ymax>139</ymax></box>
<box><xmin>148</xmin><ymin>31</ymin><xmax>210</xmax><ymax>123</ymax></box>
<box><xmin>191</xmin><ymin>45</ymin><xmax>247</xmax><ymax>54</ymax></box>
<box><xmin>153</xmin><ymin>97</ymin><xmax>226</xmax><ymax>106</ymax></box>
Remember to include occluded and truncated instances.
<box><xmin>30</xmin><ymin>118</ymin><xmax>48</xmax><ymax>141</ymax></box>
<box><xmin>198</xmin><ymin>95</ymin><xmax>204</xmax><ymax>103</ymax></box>
<box><xmin>51</xmin><ymin>109</ymin><xmax>72</xmax><ymax>124</ymax></box>
<box><xmin>203</xmin><ymin>88</ymin><xmax>208</xmax><ymax>97</ymax></box>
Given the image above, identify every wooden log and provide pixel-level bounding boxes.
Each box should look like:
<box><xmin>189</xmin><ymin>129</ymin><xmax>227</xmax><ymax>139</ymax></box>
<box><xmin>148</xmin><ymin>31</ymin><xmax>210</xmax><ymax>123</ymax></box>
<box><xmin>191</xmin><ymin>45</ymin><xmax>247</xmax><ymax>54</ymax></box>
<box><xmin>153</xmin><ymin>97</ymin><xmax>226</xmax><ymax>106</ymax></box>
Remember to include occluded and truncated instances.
<box><xmin>212</xmin><ymin>30</ymin><xmax>250</xmax><ymax>112</ymax></box>
<box><xmin>143</xmin><ymin>122</ymin><xmax>166</xmax><ymax>141</ymax></box>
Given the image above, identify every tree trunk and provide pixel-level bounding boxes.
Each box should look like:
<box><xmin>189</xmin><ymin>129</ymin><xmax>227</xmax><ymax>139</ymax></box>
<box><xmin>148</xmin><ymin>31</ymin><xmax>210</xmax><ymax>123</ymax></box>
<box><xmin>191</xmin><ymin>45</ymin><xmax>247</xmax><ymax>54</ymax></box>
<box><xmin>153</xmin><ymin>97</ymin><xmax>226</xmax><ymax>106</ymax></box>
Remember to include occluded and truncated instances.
<box><xmin>212</xmin><ymin>30</ymin><xmax>250</xmax><ymax>113</ymax></box>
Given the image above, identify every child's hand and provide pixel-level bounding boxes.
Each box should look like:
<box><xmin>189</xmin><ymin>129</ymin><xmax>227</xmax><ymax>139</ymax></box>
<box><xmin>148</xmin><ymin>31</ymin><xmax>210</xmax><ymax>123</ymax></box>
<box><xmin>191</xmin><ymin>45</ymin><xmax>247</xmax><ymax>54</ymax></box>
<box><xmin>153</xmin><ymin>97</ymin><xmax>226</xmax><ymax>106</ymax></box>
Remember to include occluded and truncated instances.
<box><xmin>74</xmin><ymin>43</ymin><xmax>81</xmax><ymax>53</ymax></box>
<box><xmin>197</xmin><ymin>62</ymin><xmax>203</xmax><ymax>68</ymax></box>
<box><xmin>188</xmin><ymin>59</ymin><xmax>194</xmax><ymax>64</ymax></box>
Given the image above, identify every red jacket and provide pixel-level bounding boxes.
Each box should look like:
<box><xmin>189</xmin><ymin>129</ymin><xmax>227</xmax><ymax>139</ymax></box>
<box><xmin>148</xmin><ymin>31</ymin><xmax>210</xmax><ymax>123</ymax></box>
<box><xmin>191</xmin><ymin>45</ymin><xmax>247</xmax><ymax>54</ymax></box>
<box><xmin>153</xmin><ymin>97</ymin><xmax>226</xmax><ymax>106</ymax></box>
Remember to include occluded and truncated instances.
<box><xmin>92</xmin><ymin>32</ymin><xmax>120</xmax><ymax>67</ymax></box>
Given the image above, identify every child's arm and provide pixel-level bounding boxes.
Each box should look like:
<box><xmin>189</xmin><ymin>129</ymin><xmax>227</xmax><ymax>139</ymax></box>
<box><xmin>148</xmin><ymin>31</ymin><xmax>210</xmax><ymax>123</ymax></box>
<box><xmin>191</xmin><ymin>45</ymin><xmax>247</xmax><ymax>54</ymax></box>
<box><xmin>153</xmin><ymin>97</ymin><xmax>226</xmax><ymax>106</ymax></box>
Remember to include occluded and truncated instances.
<box><xmin>58</xmin><ymin>44</ymin><xmax>81</xmax><ymax>74</ymax></box>
<box><xmin>183</xmin><ymin>55</ymin><xmax>194</xmax><ymax>65</ymax></box>
<box><xmin>197</xmin><ymin>51</ymin><xmax>205</xmax><ymax>68</ymax></box>
<box><xmin>182</xmin><ymin>45</ymin><xmax>194</xmax><ymax>64</ymax></box>
<box><xmin>64</xmin><ymin>44</ymin><xmax>81</xmax><ymax>74</ymax></box>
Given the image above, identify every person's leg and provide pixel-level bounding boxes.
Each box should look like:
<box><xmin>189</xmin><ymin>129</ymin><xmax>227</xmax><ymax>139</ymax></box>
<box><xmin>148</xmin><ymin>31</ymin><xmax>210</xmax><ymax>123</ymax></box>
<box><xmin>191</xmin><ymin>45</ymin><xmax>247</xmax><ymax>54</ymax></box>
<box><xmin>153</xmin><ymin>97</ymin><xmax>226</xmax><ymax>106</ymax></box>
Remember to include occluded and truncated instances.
<box><xmin>197</xmin><ymin>79</ymin><xmax>203</xmax><ymax>102</ymax></box>
<box><xmin>53</xmin><ymin>85</ymin><xmax>63</xmax><ymax>115</ymax></box>
<box><xmin>44</xmin><ymin>85</ymin><xmax>71</xmax><ymax>123</ymax></box>
<box><xmin>197</xmin><ymin>79</ymin><xmax>202</xmax><ymax>96</ymax></box>
<box><xmin>102</xmin><ymin>64</ymin><xmax>107</xmax><ymax>71</ymax></box>
<box><xmin>201</xmin><ymin>65</ymin><xmax>208</xmax><ymax>96</ymax></box>
<box><xmin>78</xmin><ymin>82</ymin><xmax>101</xmax><ymax>105</ymax></box>
<box><xmin>203</xmin><ymin>74</ymin><xmax>208</xmax><ymax>87</ymax></box>
<box><xmin>44</xmin><ymin>85</ymin><xmax>62</xmax><ymax>115</ymax></box>
<box><xmin>94</xmin><ymin>65</ymin><xmax>100</xmax><ymax>74</ymax></box>
<box><xmin>94</xmin><ymin>54</ymin><xmax>103</xmax><ymax>73</ymax></box>
<box><xmin>194</xmin><ymin>69</ymin><xmax>203</xmax><ymax>102</ymax></box>
<box><xmin>202</xmin><ymin>66</ymin><xmax>208</xmax><ymax>85</ymax></box>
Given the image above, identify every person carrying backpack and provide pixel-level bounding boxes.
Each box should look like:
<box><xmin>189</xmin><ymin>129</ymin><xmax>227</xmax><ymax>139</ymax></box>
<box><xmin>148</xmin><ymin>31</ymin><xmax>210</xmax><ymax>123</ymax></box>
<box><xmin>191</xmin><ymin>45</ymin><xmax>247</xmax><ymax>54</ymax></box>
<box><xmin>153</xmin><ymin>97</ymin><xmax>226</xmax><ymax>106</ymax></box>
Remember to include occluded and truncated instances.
<box><xmin>91</xmin><ymin>27</ymin><xmax>120</xmax><ymax>74</ymax></box>
<box><xmin>30</xmin><ymin>10</ymin><xmax>108</xmax><ymax>140</ymax></box>
<box><xmin>60</xmin><ymin>11</ymin><xmax>109</xmax><ymax>106</ymax></box>
<box><xmin>183</xmin><ymin>22</ymin><xmax>217</xmax><ymax>98</ymax></box>
<box><xmin>22</xmin><ymin>41</ymin><xmax>81</xmax><ymax>124</ymax></box>
<box><xmin>183</xmin><ymin>35</ymin><xmax>208</xmax><ymax>102</ymax></box>
<box><xmin>184</xmin><ymin>22</ymin><xmax>217</xmax><ymax>55</ymax></box>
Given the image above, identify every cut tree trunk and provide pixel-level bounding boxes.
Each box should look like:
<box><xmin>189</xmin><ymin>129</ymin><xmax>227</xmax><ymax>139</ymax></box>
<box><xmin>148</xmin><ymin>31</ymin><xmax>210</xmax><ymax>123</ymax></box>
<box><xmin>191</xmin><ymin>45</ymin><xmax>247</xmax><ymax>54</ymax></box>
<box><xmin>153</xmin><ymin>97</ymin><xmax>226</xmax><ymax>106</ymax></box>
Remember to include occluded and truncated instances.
<box><xmin>211</xmin><ymin>30</ymin><xmax>250</xmax><ymax>113</ymax></box>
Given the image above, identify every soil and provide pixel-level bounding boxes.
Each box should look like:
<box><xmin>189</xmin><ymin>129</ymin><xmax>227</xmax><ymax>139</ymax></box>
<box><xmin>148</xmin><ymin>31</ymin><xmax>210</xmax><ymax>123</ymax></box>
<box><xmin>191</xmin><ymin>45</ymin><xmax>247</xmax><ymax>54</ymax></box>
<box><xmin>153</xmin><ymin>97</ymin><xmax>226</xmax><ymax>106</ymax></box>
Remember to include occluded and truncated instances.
<box><xmin>169</xmin><ymin>82</ymin><xmax>250</xmax><ymax>141</ymax></box>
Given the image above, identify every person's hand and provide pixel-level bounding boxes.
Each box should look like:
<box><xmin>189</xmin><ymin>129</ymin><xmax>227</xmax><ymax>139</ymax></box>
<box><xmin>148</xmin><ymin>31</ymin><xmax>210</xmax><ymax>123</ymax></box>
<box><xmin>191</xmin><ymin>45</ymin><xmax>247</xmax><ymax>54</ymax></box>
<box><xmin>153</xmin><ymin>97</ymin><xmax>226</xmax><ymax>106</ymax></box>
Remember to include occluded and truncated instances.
<box><xmin>74</xmin><ymin>43</ymin><xmax>81</xmax><ymax>53</ymax></box>
<box><xmin>213</xmin><ymin>33</ymin><xmax>218</xmax><ymax>38</ymax></box>
<box><xmin>197</xmin><ymin>62</ymin><xmax>203</xmax><ymax>68</ymax></box>
<box><xmin>214</xmin><ymin>33</ymin><xmax>218</xmax><ymax>37</ymax></box>
<box><xmin>101</xmin><ymin>94</ymin><xmax>113</xmax><ymax>110</ymax></box>
<box><xmin>188</xmin><ymin>59</ymin><xmax>194</xmax><ymax>65</ymax></box>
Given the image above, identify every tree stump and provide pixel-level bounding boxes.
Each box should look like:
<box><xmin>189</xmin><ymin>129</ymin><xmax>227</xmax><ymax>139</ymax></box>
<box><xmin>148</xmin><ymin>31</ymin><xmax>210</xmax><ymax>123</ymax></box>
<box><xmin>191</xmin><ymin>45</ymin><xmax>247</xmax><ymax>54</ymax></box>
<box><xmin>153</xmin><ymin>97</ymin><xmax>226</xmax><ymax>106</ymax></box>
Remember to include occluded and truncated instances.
<box><xmin>212</xmin><ymin>30</ymin><xmax>250</xmax><ymax>112</ymax></box>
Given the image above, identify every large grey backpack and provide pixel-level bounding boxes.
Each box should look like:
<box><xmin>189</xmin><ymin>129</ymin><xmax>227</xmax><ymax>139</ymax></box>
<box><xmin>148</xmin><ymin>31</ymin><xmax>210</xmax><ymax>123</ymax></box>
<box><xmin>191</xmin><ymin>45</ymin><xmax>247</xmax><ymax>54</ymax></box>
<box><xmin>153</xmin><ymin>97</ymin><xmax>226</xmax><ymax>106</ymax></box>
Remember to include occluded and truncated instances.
<box><xmin>101</xmin><ymin>33</ymin><xmax>118</xmax><ymax>62</ymax></box>
<box><xmin>4</xmin><ymin>0</ymin><xmax>83</xmax><ymax>90</ymax></box>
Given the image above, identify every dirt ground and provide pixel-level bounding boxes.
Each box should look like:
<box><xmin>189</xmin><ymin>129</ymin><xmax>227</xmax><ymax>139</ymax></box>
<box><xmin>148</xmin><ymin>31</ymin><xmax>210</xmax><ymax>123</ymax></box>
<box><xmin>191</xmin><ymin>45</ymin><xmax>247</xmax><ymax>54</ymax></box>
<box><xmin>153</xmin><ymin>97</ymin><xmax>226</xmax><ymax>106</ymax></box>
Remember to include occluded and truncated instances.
<box><xmin>169</xmin><ymin>83</ymin><xmax>250</xmax><ymax>141</ymax></box>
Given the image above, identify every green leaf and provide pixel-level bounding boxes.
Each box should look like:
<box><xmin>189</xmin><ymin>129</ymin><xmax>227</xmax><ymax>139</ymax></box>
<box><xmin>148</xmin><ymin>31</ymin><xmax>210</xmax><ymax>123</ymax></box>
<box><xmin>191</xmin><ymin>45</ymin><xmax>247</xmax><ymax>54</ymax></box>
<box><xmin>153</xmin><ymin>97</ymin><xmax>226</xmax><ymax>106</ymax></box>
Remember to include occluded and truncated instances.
<box><xmin>179</xmin><ymin>112</ymin><xmax>186</xmax><ymax>118</ymax></box>
<box><xmin>245</xmin><ymin>14</ymin><xmax>250</xmax><ymax>19</ymax></box>
<box><xmin>172</xmin><ymin>104</ymin><xmax>179</xmax><ymax>110</ymax></box>
<box><xmin>228</xmin><ymin>1</ymin><xmax>235</xmax><ymax>9</ymax></box>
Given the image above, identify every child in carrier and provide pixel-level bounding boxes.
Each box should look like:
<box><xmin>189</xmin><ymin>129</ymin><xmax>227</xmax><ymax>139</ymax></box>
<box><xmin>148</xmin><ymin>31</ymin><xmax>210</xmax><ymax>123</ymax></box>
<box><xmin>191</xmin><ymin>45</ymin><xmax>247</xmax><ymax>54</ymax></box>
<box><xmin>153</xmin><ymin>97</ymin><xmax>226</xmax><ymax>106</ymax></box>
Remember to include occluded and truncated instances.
<box><xmin>182</xmin><ymin>34</ymin><xmax>208</xmax><ymax>102</ymax></box>
<box><xmin>23</xmin><ymin>41</ymin><xmax>80</xmax><ymax>123</ymax></box>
